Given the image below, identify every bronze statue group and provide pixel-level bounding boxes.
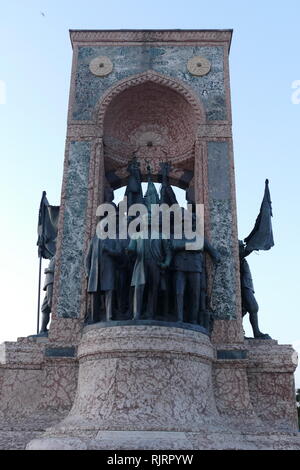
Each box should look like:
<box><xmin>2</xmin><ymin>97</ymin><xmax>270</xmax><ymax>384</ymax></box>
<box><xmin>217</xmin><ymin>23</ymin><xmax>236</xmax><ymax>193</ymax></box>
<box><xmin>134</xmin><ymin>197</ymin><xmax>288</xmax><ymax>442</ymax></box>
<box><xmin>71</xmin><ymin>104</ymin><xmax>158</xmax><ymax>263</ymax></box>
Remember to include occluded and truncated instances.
<box><xmin>85</xmin><ymin>160</ymin><xmax>220</xmax><ymax>331</ymax></box>
<box><xmin>39</xmin><ymin>159</ymin><xmax>272</xmax><ymax>339</ymax></box>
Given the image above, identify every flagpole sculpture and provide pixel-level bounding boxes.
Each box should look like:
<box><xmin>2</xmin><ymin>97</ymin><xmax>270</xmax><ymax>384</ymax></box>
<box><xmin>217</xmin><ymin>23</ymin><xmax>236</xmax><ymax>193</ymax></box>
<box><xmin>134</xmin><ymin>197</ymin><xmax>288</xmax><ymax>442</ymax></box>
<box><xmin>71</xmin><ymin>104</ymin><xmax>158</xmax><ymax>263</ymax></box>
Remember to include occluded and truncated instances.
<box><xmin>244</xmin><ymin>180</ymin><xmax>274</xmax><ymax>254</ymax></box>
<box><xmin>36</xmin><ymin>191</ymin><xmax>60</xmax><ymax>334</ymax></box>
<box><xmin>36</xmin><ymin>248</ymin><xmax>42</xmax><ymax>334</ymax></box>
<box><xmin>240</xmin><ymin>180</ymin><xmax>274</xmax><ymax>339</ymax></box>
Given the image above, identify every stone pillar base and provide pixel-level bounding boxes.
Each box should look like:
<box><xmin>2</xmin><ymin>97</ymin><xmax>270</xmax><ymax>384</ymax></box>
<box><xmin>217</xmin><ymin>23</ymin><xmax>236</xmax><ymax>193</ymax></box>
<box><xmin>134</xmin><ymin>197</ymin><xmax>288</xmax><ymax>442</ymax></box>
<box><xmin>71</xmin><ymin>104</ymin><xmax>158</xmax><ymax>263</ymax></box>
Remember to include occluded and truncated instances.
<box><xmin>27</xmin><ymin>325</ymin><xmax>221</xmax><ymax>449</ymax></box>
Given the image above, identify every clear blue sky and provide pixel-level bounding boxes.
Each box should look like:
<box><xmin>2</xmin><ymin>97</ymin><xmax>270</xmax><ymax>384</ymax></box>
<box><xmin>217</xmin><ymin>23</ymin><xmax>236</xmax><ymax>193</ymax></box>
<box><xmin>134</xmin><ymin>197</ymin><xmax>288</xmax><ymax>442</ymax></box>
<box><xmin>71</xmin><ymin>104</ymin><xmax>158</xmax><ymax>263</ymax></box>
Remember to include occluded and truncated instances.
<box><xmin>0</xmin><ymin>0</ymin><xmax>299</xmax><ymax>385</ymax></box>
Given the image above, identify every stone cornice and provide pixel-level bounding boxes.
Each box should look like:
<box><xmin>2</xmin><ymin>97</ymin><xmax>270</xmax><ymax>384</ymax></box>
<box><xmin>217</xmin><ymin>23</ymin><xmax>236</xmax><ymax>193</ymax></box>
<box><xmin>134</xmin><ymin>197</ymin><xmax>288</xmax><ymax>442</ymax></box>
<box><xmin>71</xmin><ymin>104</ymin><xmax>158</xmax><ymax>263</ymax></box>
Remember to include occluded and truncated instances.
<box><xmin>66</xmin><ymin>123</ymin><xmax>232</xmax><ymax>140</ymax></box>
<box><xmin>69</xmin><ymin>29</ymin><xmax>233</xmax><ymax>51</ymax></box>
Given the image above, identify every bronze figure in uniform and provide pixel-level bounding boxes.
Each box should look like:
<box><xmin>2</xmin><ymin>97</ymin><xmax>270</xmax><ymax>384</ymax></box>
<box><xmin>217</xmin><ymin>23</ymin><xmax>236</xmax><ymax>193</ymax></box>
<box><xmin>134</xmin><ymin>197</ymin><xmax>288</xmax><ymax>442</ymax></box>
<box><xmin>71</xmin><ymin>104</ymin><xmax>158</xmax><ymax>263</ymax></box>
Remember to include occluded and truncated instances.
<box><xmin>128</xmin><ymin>215</ymin><xmax>172</xmax><ymax>320</ymax></box>
<box><xmin>239</xmin><ymin>240</ymin><xmax>271</xmax><ymax>339</ymax></box>
<box><xmin>85</xmin><ymin>236</ymin><xmax>122</xmax><ymax>322</ymax></box>
<box><xmin>39</xmin><ymin>256</ymin><xmax>55</xmax><ymax>334</ymax></box>
<box><xmin>171</xmin><ymin>238</ymin><xmax>220</xmax><ymax>324</ymax></box>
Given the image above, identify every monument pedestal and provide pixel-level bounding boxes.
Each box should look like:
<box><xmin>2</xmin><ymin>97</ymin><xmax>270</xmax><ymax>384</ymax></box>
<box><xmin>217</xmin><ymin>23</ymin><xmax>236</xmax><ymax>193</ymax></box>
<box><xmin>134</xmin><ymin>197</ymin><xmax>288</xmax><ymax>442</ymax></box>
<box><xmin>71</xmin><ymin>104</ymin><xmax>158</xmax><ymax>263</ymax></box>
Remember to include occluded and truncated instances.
<box><xmin>27</xmin><ymin>325</ymin><xmax>220</xmax><ymax>449</ymax></box>
<box><xmin>1</xmin><ymin>29</ymin><xmax>299</xmax><ymax>450</ymax></box>
<box><xmin>25</xmin><ymin>325</ymin><xmax>300</xmax><ymax>450</ymax></box>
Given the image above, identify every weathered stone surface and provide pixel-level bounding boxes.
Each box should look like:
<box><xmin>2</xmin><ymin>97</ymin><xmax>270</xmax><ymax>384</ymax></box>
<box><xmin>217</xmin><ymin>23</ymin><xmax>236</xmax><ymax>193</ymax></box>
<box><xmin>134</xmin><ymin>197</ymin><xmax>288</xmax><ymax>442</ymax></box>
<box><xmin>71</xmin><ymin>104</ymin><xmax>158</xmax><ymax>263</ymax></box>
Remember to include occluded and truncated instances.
<box><xmin>56</xmin><ymin>141</ymin><xmax>91</xmax><ymax>318</ymax></box>
<box><xmin>27</xmin><ymin>437</ymin><xmax>88</xmax><ymax>450</ymax></box>
<box><xmin>0</xmin><ymin>335</ymin><xmax>78</xmax><ymax>450</ymax></box>
<box><xmin>70</xmin><ymin>29</ymin><xmax>233</xmax><ymax>45</ymax></box>
<box><xmin>207</xmin><ymin>142</ymin><xmax>238</xmax><ymax>320</ymax></box>
<box><xmin>211</xmin><ymin>319</ymin><xmax>244</xmax><ymax>344</ymax></box>
<box><xmin>246</xmin><ymin>339</ymin><xmax>299</xmax><ymax>432</ymax></box>
<box><xmin>0</xmin><ymin>335</ymin><xmax>47</xmax><ymax>365</ymax></box>
<box><xmin>0</xmin><ymin>412</ymin><xmax>68</xmax><ymax>450</ymax></box>
<box><xmin>61</xmin><ymin>326</ymin><xmax>218</xmax><ymax>432</ymax></box>
<box><xmin>0</xmin><ymin>368</ymin><xmax>42</xmax><ymax>419</ymax></box>
<box><xmin>88</xmin><ymin>431</ymin><xmax>193</xmax><ymax>450</ymax></box>
<box><xmin>207</xmin><ymin>141</ymin><xmax>231</xmax><ymax>200</ymax></box>
<box><xmin>73</xmin><ymin>45</ymin><xmax>226</xmax><ymax>122</ymax></box>
<box><xmin>0</xmin><ymin>327</ymin><xmax>298</xmax><ymax>450</ymax></box>
<box><xmin>209</xmin><ymin>200</ymin><xmax>236</xmax><ymax>318</ymax></box>
<box><xmin>187</xmin><ymin>431</ymin><xmax>300</xmax><ymax>450</ymax></box>
<box><xmin>25</xmin><ymin>430</ymin><xmax>300</xmax><ymax>450</ymax></box>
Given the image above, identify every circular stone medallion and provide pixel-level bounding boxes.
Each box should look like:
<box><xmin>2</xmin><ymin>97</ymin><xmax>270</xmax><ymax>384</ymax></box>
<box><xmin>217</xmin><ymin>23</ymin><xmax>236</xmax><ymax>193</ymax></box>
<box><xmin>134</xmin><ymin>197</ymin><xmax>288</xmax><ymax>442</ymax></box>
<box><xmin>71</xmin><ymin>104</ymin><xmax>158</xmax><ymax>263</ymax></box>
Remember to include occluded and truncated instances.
<box><xmin>89</xmin><ymin>56</ymin><xmax>113</xmax><ymax>76</ymax></box>
<box><xmin>187</xmin><ymin>56</ymin><xmax>211</xmax><ymax>76</ymax></box>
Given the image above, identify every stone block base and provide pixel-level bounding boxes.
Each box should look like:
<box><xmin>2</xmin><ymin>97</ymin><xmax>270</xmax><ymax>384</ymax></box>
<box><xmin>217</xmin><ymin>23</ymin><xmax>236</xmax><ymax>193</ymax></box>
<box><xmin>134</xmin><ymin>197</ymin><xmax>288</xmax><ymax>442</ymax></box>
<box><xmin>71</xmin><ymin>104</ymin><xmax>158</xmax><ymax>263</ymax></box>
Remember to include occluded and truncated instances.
<box><xmin>1</xmin><ymin>325</ymin><xmax>299</xmax><ymax>450</ymax></box>
<box><xmin>0</xmin><ymin>335</ymin><xmax>77</xmax><ymax>449</ymax></box>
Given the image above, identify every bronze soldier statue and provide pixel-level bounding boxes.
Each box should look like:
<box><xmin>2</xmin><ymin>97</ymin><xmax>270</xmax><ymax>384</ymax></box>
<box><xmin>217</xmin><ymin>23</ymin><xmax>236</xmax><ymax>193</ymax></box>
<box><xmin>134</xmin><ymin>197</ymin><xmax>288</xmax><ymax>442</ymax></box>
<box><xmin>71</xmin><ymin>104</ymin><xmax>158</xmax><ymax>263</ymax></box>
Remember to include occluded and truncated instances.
<box><xmin>239</xmin><ymin>240</ymin><xmax>271</xmax><ymax>339</ymax></box>
<box><xmin>39</xmin><ymin>256</ymin><xmax>55</xmax><ymax>334</ymax></box>
<box><xmin>125</xmin><ymin>156</ymin><xmax>144</xmax><ymax>207</ymax></box>
<box><xmin>159</xmin><ymin>162</ymin><xmax>178</xmax><ymax>206</ymax></box>
<box><xmin>128</xmin><ymin>212</ymin><xmax>172</xmax><ymax>320</ymax></box>
<box><xmin>171</xmin><ymin>237</ymin><xmax>220</xmax><ymax>324</ymax></box>
<box><xmin>85</xmin><ymin>236</ymin><xmax>122</xmax><ymax>322</ymax></box>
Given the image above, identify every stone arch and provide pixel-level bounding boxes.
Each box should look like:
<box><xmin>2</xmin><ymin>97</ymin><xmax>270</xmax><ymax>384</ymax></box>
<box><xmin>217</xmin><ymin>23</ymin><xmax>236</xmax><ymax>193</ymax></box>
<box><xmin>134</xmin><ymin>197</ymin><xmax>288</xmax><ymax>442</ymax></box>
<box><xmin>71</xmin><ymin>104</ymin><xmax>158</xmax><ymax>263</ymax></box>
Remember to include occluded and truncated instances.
<box><xmin>94</xmin><ymin>70</ymin><xmax>206</xmax><ymax>133</ymax></box>
<box><xmin>92</xmin><ymin>70</ymin><xmax>206</xmax><ymax>195</ymax></box>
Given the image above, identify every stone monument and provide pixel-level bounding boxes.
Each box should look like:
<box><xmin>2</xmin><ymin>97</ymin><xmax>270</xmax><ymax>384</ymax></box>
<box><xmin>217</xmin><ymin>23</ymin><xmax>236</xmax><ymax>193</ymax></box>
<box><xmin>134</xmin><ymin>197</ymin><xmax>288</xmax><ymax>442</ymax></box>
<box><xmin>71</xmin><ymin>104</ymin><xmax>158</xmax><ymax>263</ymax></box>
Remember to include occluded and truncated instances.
<box><xmin>0</xmin><ymin>29</ymin><xmax>299</xmax><ymax>450</ymax></box>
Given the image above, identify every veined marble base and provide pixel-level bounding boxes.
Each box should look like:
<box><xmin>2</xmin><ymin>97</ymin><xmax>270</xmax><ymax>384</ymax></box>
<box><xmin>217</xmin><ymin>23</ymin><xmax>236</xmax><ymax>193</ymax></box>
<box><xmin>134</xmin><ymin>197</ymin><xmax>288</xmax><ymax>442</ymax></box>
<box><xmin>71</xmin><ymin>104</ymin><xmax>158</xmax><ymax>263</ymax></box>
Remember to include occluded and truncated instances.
<box><xmin>26</xmin><ymin>325</ymin><xmax>300</xmax><ymax>450</ymax></box>
<box><xmin>27</xmin><ymin>325</ymin><xmax>219</xmax><ymax>449</ymax></box>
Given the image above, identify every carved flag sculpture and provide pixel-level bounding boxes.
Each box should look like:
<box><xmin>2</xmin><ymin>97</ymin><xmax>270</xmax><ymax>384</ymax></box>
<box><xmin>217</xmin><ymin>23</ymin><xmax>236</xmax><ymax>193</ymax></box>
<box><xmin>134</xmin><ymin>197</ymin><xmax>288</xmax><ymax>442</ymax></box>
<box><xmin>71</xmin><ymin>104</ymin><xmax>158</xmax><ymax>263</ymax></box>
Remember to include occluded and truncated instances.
<box><xmin>244</xmin><ymin>179</ymin><xmax>274</xmax><ymax>253</ymax></box>
<box><xmin>37</xmin><ymin>191</ymin><xmax>60</xmax><ymax>259</ymax></box>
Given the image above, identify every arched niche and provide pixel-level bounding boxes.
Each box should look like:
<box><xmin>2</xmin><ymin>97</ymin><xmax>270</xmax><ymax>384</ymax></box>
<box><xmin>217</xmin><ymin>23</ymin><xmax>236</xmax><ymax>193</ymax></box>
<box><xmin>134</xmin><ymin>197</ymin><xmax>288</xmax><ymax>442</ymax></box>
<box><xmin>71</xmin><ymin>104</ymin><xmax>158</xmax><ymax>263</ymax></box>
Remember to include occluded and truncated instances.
<box><xmin>90</xmin><ymin>72</ymin><xmax>207</xmax><ymax>235</ymax></box>
<box><xmin>95</xmin><ymin>71</ymin><xmax>205</xmax><ymax>187</ymax></box>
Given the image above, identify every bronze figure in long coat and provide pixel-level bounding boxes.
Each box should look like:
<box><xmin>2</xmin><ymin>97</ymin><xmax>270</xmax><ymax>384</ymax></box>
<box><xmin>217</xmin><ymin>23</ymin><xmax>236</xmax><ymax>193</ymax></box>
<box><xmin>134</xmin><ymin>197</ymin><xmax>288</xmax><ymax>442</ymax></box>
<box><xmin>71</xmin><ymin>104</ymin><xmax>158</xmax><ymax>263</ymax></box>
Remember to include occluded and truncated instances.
<box><xmin>85</xmin><ymin>235</ymin><xmax>121</xmax><ymax>321</ymax></box>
